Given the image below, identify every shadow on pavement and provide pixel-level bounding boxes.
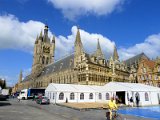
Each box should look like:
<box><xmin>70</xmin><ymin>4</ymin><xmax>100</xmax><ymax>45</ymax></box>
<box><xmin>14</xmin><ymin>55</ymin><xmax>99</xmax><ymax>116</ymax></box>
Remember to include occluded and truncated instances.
<box><xmin>0</xmin><ymin>101</ymin><xmax>11</xmax><ymax>106</ymax></box>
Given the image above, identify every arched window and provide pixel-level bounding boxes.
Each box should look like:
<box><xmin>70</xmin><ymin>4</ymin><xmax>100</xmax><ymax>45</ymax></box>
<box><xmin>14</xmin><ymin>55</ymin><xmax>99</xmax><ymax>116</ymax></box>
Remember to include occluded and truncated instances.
<box><xmin>59</xmin><ymin>92</ymin><xmax>64</xmax><ymax>100</ymax></box>
<box><xmin>80</xmin><ymin>93</ymin><xmax>84</xmax><ymax>100</ymax></box>
<box><xmin>106</xmin><ymin>93</ymin><xmax>110</xmax><ymax>100</ymax></box>
<box><xmin>89</xmin><ymin>93</ymin><xmax>93</xmax><ymax>99</ymax></box>
<box><xmin>70</xmin><ymin>93</ymin><xmax>75</xmax><ymax>100</ymax></box>
<box><xmin>50</xmin><ymin>92</ymin><xmax>52</xmax><ymax>99</ymax></box>
<box><xmin>99</xmin><ymin>93</ymin><xmax>102</xmax><ymax>100</ymax></box>
<box><xmin>46</xmin><ymin>57</ymin><xmax>49</xmax><ymax>64</ymax></box>
<box><xmin>145</xmin><ymin>92</ymin><xmax>149</xmax><ymax>101</ymax></box>
<box><xmin>53</xmin><ymin>93</ymin><xmax>54</xmax><ymax>99</ymax></box>
<box><xmin>135</xmin><ymin>92</ymin><xmax>140</xmax><ymax>101</ymax></box>
<box><xmin>42</xmin><ymin>56</ymin><xmax>45</xmax><ymax>64</ymax></box>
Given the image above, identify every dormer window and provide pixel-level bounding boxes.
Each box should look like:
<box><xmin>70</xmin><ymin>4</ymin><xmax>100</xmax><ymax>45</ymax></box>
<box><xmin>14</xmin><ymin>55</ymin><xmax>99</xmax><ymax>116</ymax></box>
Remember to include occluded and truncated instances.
<box><xmin>60</xmin><ymin>63</ymin><xmax>63</xmax><ymax>69</ymax></box>
<box><xmin>103</xmin><ymin>59</ymin><xmax>105</xmax><ymax>65</ymax></box>
<box><xmin>70</xmin><ymin>59</ymin><xmax>73</xmax><ymax>66</ymax></box>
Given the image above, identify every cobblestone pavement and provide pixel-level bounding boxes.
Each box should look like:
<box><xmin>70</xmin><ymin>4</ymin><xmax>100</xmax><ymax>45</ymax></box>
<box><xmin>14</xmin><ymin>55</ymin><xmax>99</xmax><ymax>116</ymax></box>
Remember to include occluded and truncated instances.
<box><xmin>0</xmin><ymin>99</ymin><xmax>152</xmax><ymax>120</ymax></box>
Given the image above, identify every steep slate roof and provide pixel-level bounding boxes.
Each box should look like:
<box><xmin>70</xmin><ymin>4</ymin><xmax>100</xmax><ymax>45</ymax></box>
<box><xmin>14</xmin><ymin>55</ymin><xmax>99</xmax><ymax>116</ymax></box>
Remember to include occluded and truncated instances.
<box><xmin>124</xmin><ymin>53</ymin><xmax>149</xmax><ymax>66</ymax></box>
<box><xmin>40</xmin><ymin>54</ymin><xmax>74</xmax><ymax>76</ymax></box>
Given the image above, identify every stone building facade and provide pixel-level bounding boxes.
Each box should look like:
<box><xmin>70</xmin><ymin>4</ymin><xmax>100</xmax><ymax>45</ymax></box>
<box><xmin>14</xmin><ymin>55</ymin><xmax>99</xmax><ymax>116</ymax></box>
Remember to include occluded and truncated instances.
<box><xmin>137</xmin><ymin>57</ymin><xmax>160</xmax><ymax>87</ymax></box>
<box><xmin>15</xmin><ymin>25</ymin><xmax>160</xmax><ymax>92</ymax></box>
<box><xmin>14</xmin><ymin>25</ymin><xmax>131</xmax><ymax>91</ymax></box>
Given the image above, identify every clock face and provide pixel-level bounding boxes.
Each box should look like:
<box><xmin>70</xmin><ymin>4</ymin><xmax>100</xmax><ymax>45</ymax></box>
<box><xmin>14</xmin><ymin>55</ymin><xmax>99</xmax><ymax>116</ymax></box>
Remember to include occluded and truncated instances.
<box><xmin>43</xmin><ymin>46</ymin><xmax>50</xmax><ymax>54</ymax></box>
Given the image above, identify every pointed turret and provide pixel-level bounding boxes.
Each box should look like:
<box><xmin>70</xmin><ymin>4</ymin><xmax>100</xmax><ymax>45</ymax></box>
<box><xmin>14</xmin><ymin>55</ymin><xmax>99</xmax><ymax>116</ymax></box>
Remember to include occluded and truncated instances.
<box><xmin>74</xmin><ymin>27</ymin><xmax>84</xmax><ymax>55</ymax></box>
<box><xmin>113</xmin><ymin>45</ymin><xmax>119</xmax><ymax>61</ymax></box>
<box><xmin>39</xmin><ymin>30</ymin><xmax>43</xmax><ymax>40</ymax></box>
<box><xmin>35</xmin><ymin>35</ymin><xmax>39</xmax><ymax>44</ymax></box>
<box><xmin>52</xmin><ymin>35</ymin><xmax>55</xmax><ymax>43</ymax></box>
<box><xmin>18</xmin><ymin>70</ymin><xmax>23</xmax><ymax>83</ymax></box>
<box><xmin>93</xmin><ymin>39</ymin><xmax>104</xmax><ymax>58</ymax></box>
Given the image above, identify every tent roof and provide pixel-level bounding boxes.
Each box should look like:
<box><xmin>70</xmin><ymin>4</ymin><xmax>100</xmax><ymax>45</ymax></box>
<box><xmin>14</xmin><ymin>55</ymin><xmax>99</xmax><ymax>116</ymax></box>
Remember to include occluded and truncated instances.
<box><xmin>46</xmin><ymin>82</ymin><xmax>160</xmax><ymax>93</ymax></box>
<box><xmin>45</xmin><ymin>83</ymin><xmax>99</xmax><ymax>92</ymax></box>
<box><xmin>103</xmin><ymin>82</ymin><xmax>160</xmax><ymax>92</ymax></box>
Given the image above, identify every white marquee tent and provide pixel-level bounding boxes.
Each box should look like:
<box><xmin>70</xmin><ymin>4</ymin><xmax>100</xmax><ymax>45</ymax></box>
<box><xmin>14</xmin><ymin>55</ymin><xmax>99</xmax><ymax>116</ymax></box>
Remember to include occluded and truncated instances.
<box><xmin>45</xmin><ymin>82</ymin><xmax>160</xmax><ymax>106</ymax></box>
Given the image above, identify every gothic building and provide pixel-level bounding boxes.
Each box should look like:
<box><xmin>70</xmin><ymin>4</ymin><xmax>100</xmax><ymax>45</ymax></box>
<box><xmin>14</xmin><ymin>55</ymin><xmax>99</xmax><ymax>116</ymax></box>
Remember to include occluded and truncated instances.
<box><xmin>14</xmin><ymin>25</ymin><xmax>150</xmax><ymax>92</ymax></box>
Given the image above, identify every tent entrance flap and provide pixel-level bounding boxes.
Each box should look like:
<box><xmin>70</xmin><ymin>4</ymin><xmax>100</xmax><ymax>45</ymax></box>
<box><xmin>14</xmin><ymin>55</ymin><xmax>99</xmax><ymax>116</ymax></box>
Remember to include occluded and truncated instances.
<box><xmin>116</xmin><ymin>91</ymin><xmax>125</xmax><ymax>104</ymax></box>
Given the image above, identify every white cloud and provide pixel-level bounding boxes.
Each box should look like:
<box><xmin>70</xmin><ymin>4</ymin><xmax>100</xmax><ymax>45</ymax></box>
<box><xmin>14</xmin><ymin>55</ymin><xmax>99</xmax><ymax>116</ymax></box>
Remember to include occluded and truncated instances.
<box><xmin>48</xmin><ymin>0</ymin><xmax>125</xmax><ymax>20</ymax></box>
<box><xmin>0</xmin><ymin>14</ymin><xmax>47</xmax><ymax>52</ymax></box>
<box><xmin>119</xmin><ymin>33</ymin><xmax>160</xmax><ymax>60</ymax></box>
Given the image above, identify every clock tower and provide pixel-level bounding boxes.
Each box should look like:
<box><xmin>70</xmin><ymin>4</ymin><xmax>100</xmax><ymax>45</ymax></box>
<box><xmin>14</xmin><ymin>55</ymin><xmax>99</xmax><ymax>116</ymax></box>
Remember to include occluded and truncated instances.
<box><xmin>31</xmin><ymin>25</ymin><xmax>55</xmax><ymax>76</ymax></box>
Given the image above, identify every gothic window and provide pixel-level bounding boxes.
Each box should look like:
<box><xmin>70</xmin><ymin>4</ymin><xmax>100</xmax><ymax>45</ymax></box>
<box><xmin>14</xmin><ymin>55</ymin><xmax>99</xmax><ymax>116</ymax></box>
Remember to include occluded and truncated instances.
<box><xmin>42</xmin><ymin>56</ymin><xmax>45</xmax><ymax>64</ymax></box>
<box><xmin>70</xmin><ymin>93</ymin><xmax>75</xmax><ymax>100</ymax></box>
<box><xmin>59</xmin><ymin>92</ymin><xmax>64</xmax><ymax>100</ymax></box>
<box><xmin>99</xmin><ymin>93</ymin><xmax>102</xmax><ymax>100</ymax></box>
<box><xmin>158</xmin><ymin>66</ymin><xmax>160</xmax><ymax>72</ymax></box>
<box><xmin>46</xmin><ymin>57</ymin><xmax>49</xmax><ymax>64</ymax></box>
<box><xmin>80</xmin><ymin>93</ymin><xmax>84</xmax><ymax>100</ymax></box>
<box><xmin>145</xmin><ymin>92</ymin><xmax>149</xmax><ymax>101</ymax></box>
<box><xmin>89</xmin><ymin>93</ymin><xmax>93</xmax><ymax>99</ymax></box>
<box><xmin>106</xmin><ymin>93</ymin><xmax>110</xmax><ymax>100</ymax></box>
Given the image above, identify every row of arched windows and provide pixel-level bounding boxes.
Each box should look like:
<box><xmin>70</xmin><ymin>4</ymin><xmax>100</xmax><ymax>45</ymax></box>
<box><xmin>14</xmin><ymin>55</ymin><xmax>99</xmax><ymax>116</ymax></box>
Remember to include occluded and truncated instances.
<box><xmin>58</xmin><ymin>92</ymin><xmax>110</xmax><ymax>100</ymax></box>
<box><xmin>48</xmin><ymin>92</ymin><xmax>150</xmax><ymax>102</ymax></box>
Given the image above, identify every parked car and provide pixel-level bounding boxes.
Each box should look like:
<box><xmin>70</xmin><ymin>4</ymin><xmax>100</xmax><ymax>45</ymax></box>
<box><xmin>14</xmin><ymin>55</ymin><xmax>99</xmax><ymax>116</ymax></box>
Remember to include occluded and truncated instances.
<box><xmin>36</xmin><ymin>96</ymin><xmax>50</xmax><ymax>104</ymax></box>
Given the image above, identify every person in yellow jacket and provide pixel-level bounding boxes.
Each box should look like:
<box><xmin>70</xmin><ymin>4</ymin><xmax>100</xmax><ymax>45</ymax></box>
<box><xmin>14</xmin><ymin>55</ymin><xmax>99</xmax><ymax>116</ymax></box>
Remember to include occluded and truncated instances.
<box><xmin>108</xmin><ymin>97</ymin><xmax>118</xmax><ymax>120</ymax></box>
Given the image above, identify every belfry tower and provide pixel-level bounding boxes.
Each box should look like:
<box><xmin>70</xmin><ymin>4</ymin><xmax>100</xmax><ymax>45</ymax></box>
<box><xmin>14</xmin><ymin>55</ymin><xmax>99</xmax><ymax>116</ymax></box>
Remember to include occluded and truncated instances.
<box><xmin>31</xmin><ymin>25</ymin><xmax>55</xmax><ymax>76</ymax></box>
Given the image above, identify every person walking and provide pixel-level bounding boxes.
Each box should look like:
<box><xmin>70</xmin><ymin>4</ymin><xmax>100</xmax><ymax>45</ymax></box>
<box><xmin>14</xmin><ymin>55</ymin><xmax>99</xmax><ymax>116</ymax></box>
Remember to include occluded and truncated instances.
<box><xmin>129</xmin><ymin>97</ymin><xmax>134</xmax><ymax>107</ymax></box>
<box><xmin>135</xmin><ymin>95</ymin><xmax>140</xmax><ymax>107</ymax></box>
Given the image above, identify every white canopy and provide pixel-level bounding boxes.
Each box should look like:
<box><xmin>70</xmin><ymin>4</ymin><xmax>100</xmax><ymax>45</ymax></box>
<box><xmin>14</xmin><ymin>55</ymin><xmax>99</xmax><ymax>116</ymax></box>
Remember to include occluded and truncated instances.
<box><xmin>45</xmin><ymin>83</ymin><xmax>98</xmax><ymax>93</ymax></box>
<box><xmin>103</xmin><ymin>82</ymin><xmax>160</xmax><ymax>92</ymax></box>
<box><xmin>46</xmin><ymin>82</ymin><xmax>160</xmax><ymax>93</ymax></box>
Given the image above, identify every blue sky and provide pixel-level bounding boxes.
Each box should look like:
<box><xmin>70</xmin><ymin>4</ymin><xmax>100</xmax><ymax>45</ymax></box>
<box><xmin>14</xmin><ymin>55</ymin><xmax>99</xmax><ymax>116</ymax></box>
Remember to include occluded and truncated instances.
<box><xmin>0</xmin><ymin>0</ymin><xmax>160</xmax><ymax>86</ymax></box>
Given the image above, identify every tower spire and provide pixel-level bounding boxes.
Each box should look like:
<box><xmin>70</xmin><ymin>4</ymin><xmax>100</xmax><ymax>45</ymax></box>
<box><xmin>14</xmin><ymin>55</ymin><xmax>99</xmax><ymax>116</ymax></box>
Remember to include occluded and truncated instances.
<box><xmin>74</xmin><ymin>27</ymin><xmax>84</xmax><ymax>54</ymax></box>
<box><xmin>113</xmin><ymin>45</ymin><xmax>119</xmax><ymax>61</ymax></box>
<box><xmin>93</xmin><ymin>38</ymin><xmax>104</xmax><ymax>58</ymax></box>
<box><xmin>35</xmin><ymin>35</ymin><xmax>39</xmax><ymax>44</ymax></box>
<box><xmin>18</xmin><ymin>70</ymin><xmax>23</xmax><ymax>83</ymax></box>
